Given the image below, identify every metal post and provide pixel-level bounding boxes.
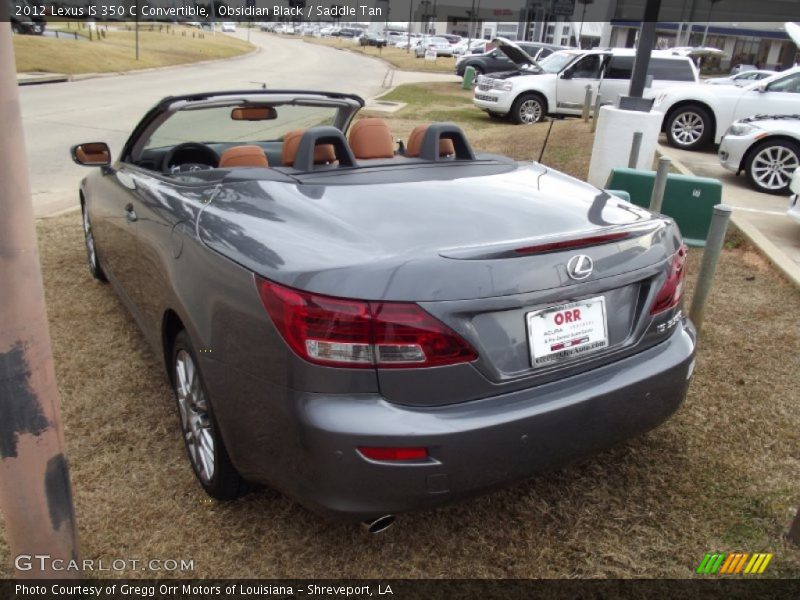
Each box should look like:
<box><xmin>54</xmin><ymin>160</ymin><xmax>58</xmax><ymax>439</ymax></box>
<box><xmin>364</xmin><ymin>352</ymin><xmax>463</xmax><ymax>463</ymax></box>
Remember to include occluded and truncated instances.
<box><xmin>689</xmin><ymin>204</ymin><xmax>733</xmax><ymax>334</ymax></box>
<box><xmin>649</xmin><ymin>156</ymin><xmax>671</xmax><ymax>212</ymax></box>
<box><xmin>628</xmin><ymin>131</ymin><xmax>643</xmax><ymax>168</ymax></box>
<box><xmin>590</xmin><ymin>93</ymin><xmax>602</xmax><ymax>133</ymax></box>
<box><xmin>0</xmin><ymin>10</ymin><xmax>80</xmax><ymax>578</ymax></box>
<box><xmin>135</xmin><ymin>0</ymin><xmax>140</xmax><ymax>60</ymax></box>
<box><xmin>788</xmin><ymin>507</ymin><xmax>800</xmax><ymax>546</ymax></box>
<box><xmin>582</xmin><ymin>84</ymin><xmax>592</xmax><ymax>122</ymax></box>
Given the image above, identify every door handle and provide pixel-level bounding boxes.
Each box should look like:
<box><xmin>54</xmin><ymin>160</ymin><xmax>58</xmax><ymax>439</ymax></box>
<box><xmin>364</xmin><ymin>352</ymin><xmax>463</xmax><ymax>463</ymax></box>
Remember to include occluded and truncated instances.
<box><xmin>125</xmin><ymin>203</ymin><xmax>138</xmax><ymax>222</ymax></box>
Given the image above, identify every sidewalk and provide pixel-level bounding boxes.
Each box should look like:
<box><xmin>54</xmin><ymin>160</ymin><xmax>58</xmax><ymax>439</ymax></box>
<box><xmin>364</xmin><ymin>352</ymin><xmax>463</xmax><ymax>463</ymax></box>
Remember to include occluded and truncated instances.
<box><xmin>657</xmin><ymin>143</ymin><xmax>800</xmax><ymax>288</ymax></box>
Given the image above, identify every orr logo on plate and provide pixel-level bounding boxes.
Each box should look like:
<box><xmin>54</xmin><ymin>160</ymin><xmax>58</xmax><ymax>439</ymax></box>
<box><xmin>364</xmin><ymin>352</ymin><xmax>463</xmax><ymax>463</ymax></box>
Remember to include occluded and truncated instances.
<box><xmin>526</xmin><ymin>296</ymin><xmax>609</xmax><ymax>366</ymax></box>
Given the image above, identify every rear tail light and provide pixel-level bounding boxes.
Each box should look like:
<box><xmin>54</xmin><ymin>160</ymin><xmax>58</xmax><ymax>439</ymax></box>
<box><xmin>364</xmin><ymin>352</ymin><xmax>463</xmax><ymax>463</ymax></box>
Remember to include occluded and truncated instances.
<box><xmin>255</xmin><ymin>277</ymin><xmax>478</xmax><ymax>369</ymax></box>
<box><xmin>650</xmin><ymin>244</ymin><xmax>688</xmax><ymax>315</ymax></box>
<box><xmin>514</xmin><ymin>232</ymin><xmax>631</xmax><ymax>255</ymax></box>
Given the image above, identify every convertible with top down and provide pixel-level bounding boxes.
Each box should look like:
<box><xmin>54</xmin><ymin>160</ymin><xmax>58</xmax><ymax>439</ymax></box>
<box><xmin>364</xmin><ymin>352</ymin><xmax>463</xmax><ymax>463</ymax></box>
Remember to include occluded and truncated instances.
<box><xmin>72</xmin><ymin>90</ymin><xmax>696</xmax><ymax>531</ymax></box>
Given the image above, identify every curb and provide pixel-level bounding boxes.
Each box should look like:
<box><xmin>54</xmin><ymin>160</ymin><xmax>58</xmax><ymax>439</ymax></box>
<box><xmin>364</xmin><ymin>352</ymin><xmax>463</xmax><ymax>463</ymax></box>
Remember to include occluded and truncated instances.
<box><xmin>19</xmin><ymin>45</ymin><xmax>261</xmax><ymax>86</ymax></box>
<box><xmin>656</xmin><ymin>146</ymin><xmax>800</xmax><ymax>289</ymax></box>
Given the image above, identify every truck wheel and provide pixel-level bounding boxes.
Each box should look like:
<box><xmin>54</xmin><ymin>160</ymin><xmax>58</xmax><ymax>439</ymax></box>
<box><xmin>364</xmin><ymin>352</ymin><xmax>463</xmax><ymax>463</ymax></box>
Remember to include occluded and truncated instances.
<box><xmin>666</xmin><ymin>105</ymin><xmax>713</xmax><ymax>150</ymax></box>
<box><xmin>511</xmin><ymin>93</ymin><xmax>546</xmax><ymax>125</ymax></box>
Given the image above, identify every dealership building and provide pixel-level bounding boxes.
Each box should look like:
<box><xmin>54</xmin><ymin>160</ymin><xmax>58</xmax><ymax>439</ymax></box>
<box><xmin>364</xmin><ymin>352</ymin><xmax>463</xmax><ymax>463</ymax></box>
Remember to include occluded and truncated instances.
<box><xmin>411</xmin><ymin>0</ymin><xmax>799</xmax><ymax>71</ymax></box>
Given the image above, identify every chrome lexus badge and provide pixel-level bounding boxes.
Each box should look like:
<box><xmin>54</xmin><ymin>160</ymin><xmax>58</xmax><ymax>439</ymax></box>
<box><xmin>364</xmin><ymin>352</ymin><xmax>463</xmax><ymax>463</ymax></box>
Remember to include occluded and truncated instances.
<box><xmin>567</xmin><ymin>255</ymin><xmax>593</xmax><ymax>280</ymax></box>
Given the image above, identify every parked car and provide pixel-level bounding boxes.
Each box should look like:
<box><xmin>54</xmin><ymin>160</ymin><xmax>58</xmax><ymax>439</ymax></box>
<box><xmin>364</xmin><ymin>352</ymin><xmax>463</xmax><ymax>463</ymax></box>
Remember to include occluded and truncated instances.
<box><xmin>337</xmin><ymin>27</ymin><xmax>364</xmax><ymax>39</ymax></box>
<box><xmin>453</xmin><ymin>39</ymin><xmax>492</xmax><ymax>56</ymax></box>
<box><xmin>705</xmin><ymin>70</ymin><xmax>777</xmax><ymax>86</ymax></box>
<box><xmin>10</xmin><ymin>0</ymin><xmax>46</xmax><ymax>34</ymax></box>
<box><xmin>221</xmin><ymin>22</ymin><xmax>236</xmax><ymax>33</ymax></box>
<box><xmin>441</xmin><ymin>34</ymin><xmax>463</xmax><ymax>45</ymax></box>
<box><xmin>788</xmin><ymin>168</ymin><xmax>800</xmax><ymax>223</ymax></box>
<box><xmin>718</xmin><ymin>114</ymin><xmax>800</xmax><ymax>194</ymax></box>
<box><xmin>474</xmin><ymin>39</ymin><xmax>699</xmax><ymax>124</ymax></box>
<box><xmin>359</xmin><ymin>32</ymin><xmax>387</xmax><ymax>47</ymax></box>
<box><xmin>385</xmin><ymin>31</ymin><xmax>406</xmax><ymax>45</ymax></box>
<box><xmin>654</xmin><ymin>67</ymin><xmax>800</xmax><ymax>150</ymax></box>
<box><xmin>415</xmin><ymin>36</ymin><xmax>455</xmax><ymax>58</ymax></box>
<box><xmin>394</xmin><ymin>33</ymin><xmax>423</xmax><ymax>49</ymax></box>
<box><xmin>730</xmin><ymin>64</ymin><xmax>759</xmax><ymax>75</ymax></box>
<box><xmin>456</xmin><ymin>42</ymin><xmax>565</xmax><ymax>77</ymax></box>
<box><xmin>71</xmin><ymin>90</ymin><xmax>696</xmax><ymax>528</ymax></box>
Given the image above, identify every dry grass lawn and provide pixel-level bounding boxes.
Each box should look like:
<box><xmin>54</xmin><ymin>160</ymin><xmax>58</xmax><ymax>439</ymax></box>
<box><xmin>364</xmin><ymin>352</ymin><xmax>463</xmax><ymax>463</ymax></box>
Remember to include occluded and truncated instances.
<box><xmin>0</xmin><ymin>82</ymin><xmax>798</xmax><ymax>579</ymax></box>
<box><xmin>303</xmin><ymin>36</ymin><xmax>456</xmax><ymax>73</ymax></box>
<box><xmin>14</xmin><ymin>24</ymin><xmax>254</xmax><ymax>74</ymax></box>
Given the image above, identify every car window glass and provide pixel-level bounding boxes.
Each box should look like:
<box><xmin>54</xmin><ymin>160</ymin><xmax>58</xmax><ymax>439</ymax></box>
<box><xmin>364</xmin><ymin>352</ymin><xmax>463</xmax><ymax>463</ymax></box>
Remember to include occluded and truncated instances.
<box><xmin>142</xmin><ymin>105</ymin><xmax>339</xmax><ymax>150</ymax></box>
<box><xmin>539</xmin><ymin>51</ymin><xmax>579</xmax><ymax>73</ymax></box>
<box><xmin>647</xmin><ymin>58</ymin><xmax>695</xmax><ymax>82</ymax></box>
<box><xmin>606</xmin><ymin>56</ymin><xmax>634</xmax><ymax>79</ymax></box>
<box><xmin>766</xmin><ymin>73</ymin><xmax>800</xmax><ymax>93</ymax></box>
<box><xmin>569</xmin><ymin>55</ymin><xmax>602</xmax><ymax>79</ymax></box>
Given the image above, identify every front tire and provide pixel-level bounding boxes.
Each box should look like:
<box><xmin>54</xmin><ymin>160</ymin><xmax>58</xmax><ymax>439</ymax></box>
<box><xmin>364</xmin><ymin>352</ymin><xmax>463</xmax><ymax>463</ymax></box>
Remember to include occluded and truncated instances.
<box><xmin>666</xmin><ymin>104</ymin><xmax>713</xmax><ymax>150</ymax></box>
<box><xmin>172</xmin><ymin>330</ymin><xmax>247</xmax><ymax>500</ymax></box>
<box><xmin>511</xmin><ymin>93</ymin><xmax>546</xmax><ymax>125</ymax></box>
<box><xmin>81</xmin><ymin>204</ymin><xmax>107</xmax><ymax>282</ymax></box>
<box><xmin>744</xmin><ymin>139</ymin><xmax>800</xmax><ymax>195</ymax></box>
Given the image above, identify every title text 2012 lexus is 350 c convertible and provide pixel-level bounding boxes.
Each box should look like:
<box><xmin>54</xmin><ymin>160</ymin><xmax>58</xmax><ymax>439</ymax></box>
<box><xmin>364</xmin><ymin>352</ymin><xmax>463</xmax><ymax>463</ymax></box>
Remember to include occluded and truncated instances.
<box><xmin>72</xmin><ymin>90</ymin><xmax>696</xmax><ymax>530</ymax></box>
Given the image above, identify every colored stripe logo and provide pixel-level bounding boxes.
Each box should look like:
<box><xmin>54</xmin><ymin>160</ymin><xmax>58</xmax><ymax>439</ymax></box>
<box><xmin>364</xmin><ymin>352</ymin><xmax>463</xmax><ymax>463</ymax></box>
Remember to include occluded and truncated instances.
<box><xmin>696</xmin><ymin>552</ymin><xmax>773</xmax><ymax>574</ymax></box>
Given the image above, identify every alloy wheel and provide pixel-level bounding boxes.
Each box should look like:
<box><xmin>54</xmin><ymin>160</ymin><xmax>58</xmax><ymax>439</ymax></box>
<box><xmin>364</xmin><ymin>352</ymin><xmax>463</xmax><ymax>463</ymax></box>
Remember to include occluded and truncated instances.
<box><xmin>175</xmin><ymin>350</ymin><xmax>215</xmax><ymax>484</ymax></box>
<box><xmin>670</xmin><ymin>111</ymin><xmax>705</xmax><ymax>146</ymax></box>
<box><xmin>518</xmin><ymin>99</ymin><xmax>543</xmax><ymax>124</ymax></box>
<box><xmin>751</xmin><ymin>145</ymin><xmax>799</xmax><ymax>191</ymax></box>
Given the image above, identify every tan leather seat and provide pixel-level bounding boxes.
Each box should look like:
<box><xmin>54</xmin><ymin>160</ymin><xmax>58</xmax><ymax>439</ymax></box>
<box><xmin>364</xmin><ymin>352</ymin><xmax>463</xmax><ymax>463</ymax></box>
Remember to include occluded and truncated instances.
<box><xmin>218</xmin><ymin>145</ymin><xmax>269</xmax><ymax>168</ymax></box>
<box><xmin>405</xmin><ymin>124</ymin><xmax>455</xmax><ymax>158</ymax></box>
<box><xmin>281</xmin><ymin>129</ymin><xmax>337</xmax><ymax>167</ymax></box>
<box><xmin>348</xmin><ymin>118</ymin><xmax>395</xmax><ymax>159</ymax></box>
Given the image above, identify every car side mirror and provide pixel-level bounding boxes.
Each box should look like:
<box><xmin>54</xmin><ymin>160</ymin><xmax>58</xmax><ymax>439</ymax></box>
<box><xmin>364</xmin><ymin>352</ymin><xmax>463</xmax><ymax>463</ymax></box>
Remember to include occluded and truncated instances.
<box><xmin>756</xmin><ymin>83</ymin><xmax>767</xmax><ymax>93</ymax></box>
<box><xmin>71</xmin><ymin>142</ymin><xmax>111</xmax><ymax>167</ymax></box>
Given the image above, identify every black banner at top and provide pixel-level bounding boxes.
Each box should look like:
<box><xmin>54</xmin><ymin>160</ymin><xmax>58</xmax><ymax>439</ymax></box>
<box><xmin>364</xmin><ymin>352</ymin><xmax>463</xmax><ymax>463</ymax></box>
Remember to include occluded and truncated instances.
<box><xmin>3</xmin><ymin>0</ymin><xmax>800</xmax><ymax>24</ymax></box>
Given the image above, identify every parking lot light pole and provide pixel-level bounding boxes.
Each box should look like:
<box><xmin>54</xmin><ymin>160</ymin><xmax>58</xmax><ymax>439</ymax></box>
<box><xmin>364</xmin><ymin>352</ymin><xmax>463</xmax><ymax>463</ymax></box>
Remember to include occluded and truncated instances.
<box><xmin>0</xmin><ymin>15</ymin><xmax>80</xmax><ymax>577</ymax></box>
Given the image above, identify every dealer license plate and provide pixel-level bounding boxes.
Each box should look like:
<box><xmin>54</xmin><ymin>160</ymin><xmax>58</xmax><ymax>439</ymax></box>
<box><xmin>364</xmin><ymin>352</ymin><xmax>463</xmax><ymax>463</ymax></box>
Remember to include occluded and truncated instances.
<box><xmin>526</xmin><ymin>297</ymin><xmax>608</xmax><ymax>367</ymax></box>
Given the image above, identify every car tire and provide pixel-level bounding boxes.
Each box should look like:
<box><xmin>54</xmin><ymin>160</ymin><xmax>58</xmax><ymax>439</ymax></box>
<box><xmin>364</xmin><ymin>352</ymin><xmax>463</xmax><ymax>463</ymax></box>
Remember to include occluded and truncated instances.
<box><xmin>471</xmin><ymin>66</ymin><xmax>484</xmax><ymax>76</ymax></box>
<box><xmin>81</xmin><ymin>203</ymin><xmax>107</xmax><ymax>282</ymax></box>
<box><xmin>171</xmin><ymin>330</ymin><xmax>247</xmax><ymax>500</ymax></box>
<box><xmin>11</xmin><ymin>23</ymin><xmax>22</xmax><ymax>34</ymax></box>
<box><xmin>666</xmin><ymin>104</ymin><xmax>713</xmax><ymax>150</ymax></box>
<box><xmin>744</xmin><ymin>138</ymin><xmax>800</xmax><ymax>195</ymax></box>
<box><xmin>511</xmin><ymin>93</ymin><xmax>546</xmax><ymax>125</ymax></box>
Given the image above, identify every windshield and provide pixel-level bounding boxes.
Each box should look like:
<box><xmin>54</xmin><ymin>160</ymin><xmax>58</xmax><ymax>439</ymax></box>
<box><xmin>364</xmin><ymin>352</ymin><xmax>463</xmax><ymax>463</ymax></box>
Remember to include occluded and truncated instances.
<box><xmin>143</xmin><ymin>104</ymin><xmax>339</xmax><ymax>150</ymax></box>
<box><xmin>538</xmin><ymin>51</ymin><xmax>580</xmax><ymax>74</ymax></box>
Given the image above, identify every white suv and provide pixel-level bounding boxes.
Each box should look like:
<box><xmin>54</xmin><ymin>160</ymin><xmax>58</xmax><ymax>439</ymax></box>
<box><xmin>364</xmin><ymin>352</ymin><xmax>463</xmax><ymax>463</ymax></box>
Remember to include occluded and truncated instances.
<box><xmin>473</xmin><ymin>39</ymin><xmax>699</xmax><ymax>124</ymax></box>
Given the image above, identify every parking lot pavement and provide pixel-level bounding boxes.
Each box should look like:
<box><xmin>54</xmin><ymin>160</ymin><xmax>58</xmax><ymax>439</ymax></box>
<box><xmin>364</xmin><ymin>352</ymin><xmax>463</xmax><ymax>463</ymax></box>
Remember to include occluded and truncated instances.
<box><xmin>657</xmin><ymin>140</ymin><xmax>800</xmax><ymax>286</ymax></box>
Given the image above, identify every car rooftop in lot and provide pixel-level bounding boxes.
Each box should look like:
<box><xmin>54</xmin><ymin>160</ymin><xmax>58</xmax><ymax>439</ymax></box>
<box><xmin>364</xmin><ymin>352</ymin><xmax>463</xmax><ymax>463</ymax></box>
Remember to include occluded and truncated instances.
<box><xmin>71</xmin><ymin>89</ymin><xmax>696</xmax><ymax>528</ymax></box>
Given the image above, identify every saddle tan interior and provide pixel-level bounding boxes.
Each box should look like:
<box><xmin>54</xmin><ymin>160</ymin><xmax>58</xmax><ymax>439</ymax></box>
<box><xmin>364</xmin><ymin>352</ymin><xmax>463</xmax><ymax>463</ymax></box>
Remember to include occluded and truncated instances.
<box><xmin>405</xmin><ymin>124</ymin><xmax>455</xmax><ymax>158</ymax></box>
<box><xmin>348</xmin><ymin>118</ymin><xmax>395</xmax><ymax>160</ymax></box>
<box><xmin>281</xmin><ymin>129</ymin><xmax>337</xmax><ymax>167</ymax></box>
<box><xmin>218</xmin><ymin>145</ymin><xmax>269</xmax><ymax>168</ymax></box>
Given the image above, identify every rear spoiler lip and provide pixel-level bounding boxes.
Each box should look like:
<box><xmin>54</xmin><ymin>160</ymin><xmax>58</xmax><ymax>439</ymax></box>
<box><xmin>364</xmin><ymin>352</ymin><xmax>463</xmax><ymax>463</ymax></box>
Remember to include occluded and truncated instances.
<box><xmin>439</xmin><ymin>220</ymin><xmax>667</xmax><ymax>260</ymax></box>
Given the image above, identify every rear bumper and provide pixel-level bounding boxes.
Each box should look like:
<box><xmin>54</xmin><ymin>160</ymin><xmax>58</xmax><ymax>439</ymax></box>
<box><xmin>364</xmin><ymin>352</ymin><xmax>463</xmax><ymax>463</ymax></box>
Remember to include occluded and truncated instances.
<box><xmin>239</xmin><ymin>321</ymin><xmax>696</xmax><ymax>521</ymax></box>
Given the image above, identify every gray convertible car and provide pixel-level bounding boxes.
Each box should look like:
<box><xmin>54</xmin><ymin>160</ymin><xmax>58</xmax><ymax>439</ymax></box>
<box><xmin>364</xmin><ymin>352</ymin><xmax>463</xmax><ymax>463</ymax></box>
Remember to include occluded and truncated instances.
<box><xmin>72</xmin><ymin>90</ymin><xmax>696</xmax><ymax>532</ymax></box>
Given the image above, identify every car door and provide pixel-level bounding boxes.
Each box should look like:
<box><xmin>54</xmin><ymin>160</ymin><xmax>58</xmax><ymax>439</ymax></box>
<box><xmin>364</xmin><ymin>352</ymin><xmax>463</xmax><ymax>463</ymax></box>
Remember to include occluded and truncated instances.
<box><xmin>598</xmin><ymin>54</ymin><xmax>633</xmax><ymax>105</ymax></box>
<box><xmin>89</xmin><ymin>164</ymin><xmax>142</xmax><ymax>313</ymax></box>
<box><xmin>731</xmin><ymin>72</ymin><xmax>800</xmax><ymax>122</ymax></box>
<box><xmin>556</xmin><ymin>53</ymin><xmax>606</xmax><ymax>115</ymax></box>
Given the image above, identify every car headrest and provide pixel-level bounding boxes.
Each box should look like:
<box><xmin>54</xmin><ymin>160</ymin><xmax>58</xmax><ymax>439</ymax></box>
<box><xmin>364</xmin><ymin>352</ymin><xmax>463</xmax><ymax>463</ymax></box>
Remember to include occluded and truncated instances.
<box><xmin>218</xmin><ymin>145</ymin><xmax>269</xmax><ymax>168</ymax></box>
<box><xmin>281</xmin><ymin>129</ymin><xmax>338</xmax><ymax>167</ymax></box>
<box><xmin>405</xmin><ymin>124</ymin><xmax>456</xmax><ymax>158</ymax></box>
<box><xmin>348</xmin><ymin>118</ymin><xmax>395</xmax><ymax>159</ymax></box>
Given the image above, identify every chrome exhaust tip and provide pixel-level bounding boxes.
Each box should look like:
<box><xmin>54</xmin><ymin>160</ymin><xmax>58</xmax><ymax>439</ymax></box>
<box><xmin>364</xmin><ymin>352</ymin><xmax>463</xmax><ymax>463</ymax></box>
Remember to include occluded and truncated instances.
<box><xmin>361</xmin><ymin>515</ymin><xmax>395</xmax><ymax>534</ymax></box>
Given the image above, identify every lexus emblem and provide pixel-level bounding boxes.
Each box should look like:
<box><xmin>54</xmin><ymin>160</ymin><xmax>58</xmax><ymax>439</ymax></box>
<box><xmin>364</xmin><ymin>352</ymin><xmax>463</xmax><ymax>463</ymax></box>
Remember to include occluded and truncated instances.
<box><xmin>567</xmin><ymin>255</ymin><xmax>593</xmax><ymax>280</ymax></box>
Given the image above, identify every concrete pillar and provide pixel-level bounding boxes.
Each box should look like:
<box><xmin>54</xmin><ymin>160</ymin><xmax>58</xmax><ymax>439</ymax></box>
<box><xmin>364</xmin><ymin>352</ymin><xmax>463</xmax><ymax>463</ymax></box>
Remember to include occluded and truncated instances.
<box><xmin>0</xmin><ymin>14</ymin><xmax>81</xmax><ymax>577</ymax></box>
<box><xmin>588</xmin><ymin>106</ymin><xmax>663</xmax><ymax>189</ymax></box>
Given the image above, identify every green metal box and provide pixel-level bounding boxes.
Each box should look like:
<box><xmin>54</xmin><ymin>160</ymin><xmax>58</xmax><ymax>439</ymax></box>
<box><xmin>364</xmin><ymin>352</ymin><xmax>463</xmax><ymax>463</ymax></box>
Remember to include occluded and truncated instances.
<box><xmin>607</xmin><ymin>168</ymin><xmax>723</xmax><ymax>247</ymax></box>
